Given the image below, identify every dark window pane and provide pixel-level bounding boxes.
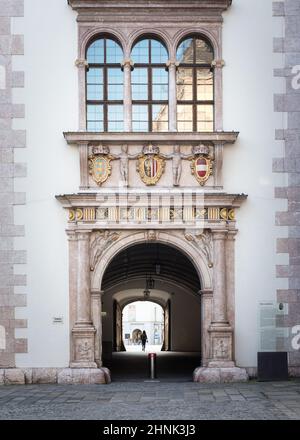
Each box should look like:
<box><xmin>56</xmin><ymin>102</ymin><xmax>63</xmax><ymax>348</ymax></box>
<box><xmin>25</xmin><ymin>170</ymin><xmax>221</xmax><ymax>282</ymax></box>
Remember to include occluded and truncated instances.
<box><xmin>195</xmin><ymin>38</ymin><xmax>214</xmax><ymax>64</ymax></box>
<box><xmin>176</xmin><ymin>67</ymin><xmax>193</xmax><ymax>101</ymax></box>
<box><xmin>197</xmin><ymin>68</ymin><xmax>213</xmax><ymax>101</ymax></box>
<box><xmin>131</xmin><ymin>40</ymin><xmax>149</xmax><ymax>64</ymax></box>
<box><xmin>152</xmin><ymin>104</ymin><xmax>168</xmax><ymax>132</ymax></box>
<box><xmin>197</xmin><ymin>105</ymin><xmax>214</xmax><ymax>132</ymax></box>
<box><xmin>176</xmin><ymin>38</ymin><xmax>193</xmax><ymax>64</ymax></box>
<box><xmin>150</xmin><ymin>39</ymin><xmax>168</xmax><ymax>63</ymax></box>
<box><xmin>87</xmin><ymin>39</ymin><xmax>104</xmax><ymax>64</ymax></box>
<box><xmin>106</xmin><ymin>39</ymin><xmax>123</xmax><ymax>64</ymax></box>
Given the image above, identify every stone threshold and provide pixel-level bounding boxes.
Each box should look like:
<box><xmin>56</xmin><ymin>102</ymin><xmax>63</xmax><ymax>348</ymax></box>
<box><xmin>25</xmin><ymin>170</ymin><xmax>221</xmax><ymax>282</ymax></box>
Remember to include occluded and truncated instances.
<box><xmin>0</xmin><ymin>368</ymin><xmax>111</xmax><ymax>385</ymax></box>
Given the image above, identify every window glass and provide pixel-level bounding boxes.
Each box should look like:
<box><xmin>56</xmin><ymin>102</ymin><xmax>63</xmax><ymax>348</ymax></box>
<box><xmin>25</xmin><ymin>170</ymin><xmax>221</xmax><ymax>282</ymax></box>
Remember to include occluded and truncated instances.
<box><xmin>132</xmin><ymin>104</ymin><xmax>148</xmax><ymax>132</ymax></box>
<box><xmin>197</xmin><ymin>69</ymin><xmax>213</xmax><ymax>101</ymax></box>
<box><xmin>87</xmin><ymin>39</ymin><xmax>104</xmax><ymax>64</ymax></box>
<box><xmin>152</xmin><ymin>104</ymin><xmax>168</xmax><ymax>132</ymax></box>
<box><xmin>176</xmin><ymin>68</ymin><xmax>193</xmax><ymax>101</ymax></box>
<box><xmin>176</xmin><ymin>38</ymin><xmax>193</xmax><ymax>64</ymax></box>
<box><xmin>152</xmin><ymin>68</ymin><xmax>168</xmax><ymax>100</ymax></box>
<box><xmin>108</xmin><ymin>104</ymin><xmax>124</xmax><ymax>131</ymax></box>
<box><xmin>151</xmin><ymin>39</ymin><xmax>168</xmax><ymax>64</ymax></box>
<box><xmin>131</xmin><ymin>40</ymin><xmax>149</xmax><ymax>64</ymax></box>
<box><xmin>132</xmin><ymin>68</ymin><xmax>148</xmax><ymax>100</ymax></box>
<box><xmin>177</xmin><ymin>104</ymin><xmax>193</xmax><ymax>132</ymax></box>
<box><xmin>107</xmin><ymin>68</ymin><xmax>123</xmax><ymax>100</ymax></box>
<box><xmin>195</xmin><ymin>39</ymin><xmax>214</xmax><ymax>64</ymax></box>
<box><xmin>87</xmin><ymin>68</ymin><xmax>103</xmax><ymax>100</ymax></box>
<box><xmin>197</xmin><ymin>104</ymin><xmax>214</xmax><ymax>132</ymax></box>
<box><xmin>87</xmin><ymin>104</ymin><xmax>104</xmax><ymax>132</ymax></box>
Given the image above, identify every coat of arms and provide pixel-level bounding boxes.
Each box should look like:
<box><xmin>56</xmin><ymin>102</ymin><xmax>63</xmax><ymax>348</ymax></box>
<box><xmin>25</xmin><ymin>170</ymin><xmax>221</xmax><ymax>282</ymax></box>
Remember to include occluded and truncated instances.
<box><xmin>190</xmin><ymin>144</ymin><xmax>213</xmax><ymax>186</ymax></box>
<box><xmin>137</xmin><ymin>144</ymin><xmax>165</xmax><ymax>186</ymax></box>
<box><xmin>88</xmin><ymin>145</ymin><xmax>113</xmax><ymax>186</ymax></box>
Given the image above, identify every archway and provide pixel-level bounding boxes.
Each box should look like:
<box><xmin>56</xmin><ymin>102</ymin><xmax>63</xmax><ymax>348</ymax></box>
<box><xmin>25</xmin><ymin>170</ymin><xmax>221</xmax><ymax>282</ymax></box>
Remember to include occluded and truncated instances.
<box><xmin>123</xmin><ymin>301</ymin><xmax>164</xmax><ymax>352</ymax></box>
<box><xmin>100</xmin><ymin>242</ymin><xmax>202</xmax><ymax>380</ymax></box>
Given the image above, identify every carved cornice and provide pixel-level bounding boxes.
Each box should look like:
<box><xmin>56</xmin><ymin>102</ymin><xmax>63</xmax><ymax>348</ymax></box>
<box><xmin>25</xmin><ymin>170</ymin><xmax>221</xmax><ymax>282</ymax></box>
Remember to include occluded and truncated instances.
<box><xmin>63</xmin><ymin>131</ymin><xmax>239</xmax><ymax>146</ymax></box>
<box><xmin>68</xmin><ymin>0</ymin><xmax>232</xmax><ymax>23</ymax></box>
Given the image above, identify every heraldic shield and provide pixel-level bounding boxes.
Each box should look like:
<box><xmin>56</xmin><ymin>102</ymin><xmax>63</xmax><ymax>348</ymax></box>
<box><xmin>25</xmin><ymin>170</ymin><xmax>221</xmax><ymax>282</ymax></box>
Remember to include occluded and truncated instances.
<box><xmin>138</xmin><ymin>155</ymin><xmax>165</xmax><ymax>185</ymax></box>
<box><xmin>89</xmin><ymin>155</ymin><xmax>112</xmax><ymax>186</ymax></box>
<box><xmin>191</xmin><ymin>155</ymin><xmax>213</xmax><ymax>186</ymax></box>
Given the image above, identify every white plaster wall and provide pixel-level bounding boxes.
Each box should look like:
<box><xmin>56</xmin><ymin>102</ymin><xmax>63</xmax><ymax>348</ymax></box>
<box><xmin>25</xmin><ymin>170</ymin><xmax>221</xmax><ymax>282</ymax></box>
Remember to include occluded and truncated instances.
<box><xmin>15</xmin><ymin>0</ymin><xmax>78</xmax><ymax>367</ymax></box>
<box><xmin>223</xmin><ymin>0</ymin><xmax>287</xmax><ymax>367</ymax></box>
<box><xmin>15</xmin><ymin>0</ymin><xmax>284</xmax><ymax>368</ymax></box>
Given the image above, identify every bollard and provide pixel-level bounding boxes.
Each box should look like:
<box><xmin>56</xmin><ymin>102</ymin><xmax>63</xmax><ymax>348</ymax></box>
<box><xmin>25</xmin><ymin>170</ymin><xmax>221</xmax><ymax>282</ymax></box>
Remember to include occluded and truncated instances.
<box><xmin>148</xmin><ymin>353</ymin><xmax>157</xmax><ymax>379</ymax></box>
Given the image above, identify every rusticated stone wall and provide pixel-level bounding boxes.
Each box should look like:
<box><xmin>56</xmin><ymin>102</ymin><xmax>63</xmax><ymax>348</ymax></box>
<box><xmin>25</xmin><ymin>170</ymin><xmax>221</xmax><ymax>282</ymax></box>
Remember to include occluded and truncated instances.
<box><xmin>0</xmin><ymin>0</ymin><xmax>27</xmax><ymax>368</ymax></box>
<box><xmin>273</xmin><ymin>0</ymin><xmax>300</xmax><ymax>372</ymax></box>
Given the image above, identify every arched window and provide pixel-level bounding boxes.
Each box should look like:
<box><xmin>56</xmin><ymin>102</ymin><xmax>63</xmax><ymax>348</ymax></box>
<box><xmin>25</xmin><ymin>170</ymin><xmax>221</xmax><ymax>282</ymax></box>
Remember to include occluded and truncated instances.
<box><xmin>131</xmin><ymin>38</ymin><xmax>168</xmax><ymax>132</ymax></box>
<box><xmin>86</xmin><ymin>37</ymin><xmax>123</xmax><ymax>132</ymax></box>
<box><xmin>176</xmin><ymin>36</ymin><xmax>214</xmax><ymax>132</ymax></box>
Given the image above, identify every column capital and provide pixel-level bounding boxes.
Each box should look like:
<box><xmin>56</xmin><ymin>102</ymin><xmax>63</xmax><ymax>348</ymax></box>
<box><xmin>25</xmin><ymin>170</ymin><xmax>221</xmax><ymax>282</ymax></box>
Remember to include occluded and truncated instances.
<box><xmin>199</xmin><ymin>289</ymin><xmax>213</xmax><ymax>297</ymax></box>
<box><xmin>227</xmin><ymin>229</ymin><xmax>238</xmax><ymax>240</ymax></box>
<box><xmin>121</xmin><ymin>58</ymin><xmax>134</xmax><ymax>71</ymax></box>
<box><xmin>91</xmin><ymin>289</ymin><xmax>104</xmax><ymax>297</ymax></box>
<box><xmin>76</xmin><ymin>230</ymin><xmax>91</xmax><ymax>241</ymax></box>
<box><xmin>166</xmin><ymin>59</ymin><xmax>180</xmax><ymax>70</ymax></box>
<box><xmin>211</xmin><ymin>59</ymin><xmax>225</xmax><ymax>69</ymax></box>
<box><xmin>211</xmin><ymin>229</ymin><xmax>228</xmax><ymax>240</ymax></box>
<box><xmin>66</xmin><ymin>229</ymin><xmax>77</xmax><ymax>241</ymax></box>
<box><xmin>75</xmin><ymin>58</ymin><xmax>89</xmax><ymax>69</ymax></box>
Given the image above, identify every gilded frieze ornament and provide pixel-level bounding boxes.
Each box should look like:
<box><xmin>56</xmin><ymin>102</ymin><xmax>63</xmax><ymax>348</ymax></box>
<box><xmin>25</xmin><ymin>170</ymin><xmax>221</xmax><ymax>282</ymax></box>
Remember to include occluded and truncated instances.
<box><xmin>190</xmin><ymin>144</ymin><xmax>214</xmax><ymax>186</ymax></box>
<box><xmin>88</xmin><ymin>145</ymin><xmax>114</xmax><ymax>186</ymax></box>
<box><xmin>137</xmin><ymin>144</ymin><xmax>166</xmax><ymax>186</ymax></box>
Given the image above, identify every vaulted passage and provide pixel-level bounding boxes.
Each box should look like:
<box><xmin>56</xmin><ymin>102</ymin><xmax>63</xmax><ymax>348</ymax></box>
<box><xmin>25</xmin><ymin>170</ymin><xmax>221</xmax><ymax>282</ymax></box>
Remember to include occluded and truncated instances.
<box><xmin>101</xmin><ymin>243</ymin><xmax>202</xmax><ymax>381</ymax></box>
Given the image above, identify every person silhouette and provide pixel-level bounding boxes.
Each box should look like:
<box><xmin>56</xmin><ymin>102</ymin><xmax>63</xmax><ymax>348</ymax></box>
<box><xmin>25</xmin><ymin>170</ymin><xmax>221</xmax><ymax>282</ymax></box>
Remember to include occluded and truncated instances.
<box><xmin>141</xmin><ymin>330</ymin><xmax>148</xmax><ymax>351</ymax></box>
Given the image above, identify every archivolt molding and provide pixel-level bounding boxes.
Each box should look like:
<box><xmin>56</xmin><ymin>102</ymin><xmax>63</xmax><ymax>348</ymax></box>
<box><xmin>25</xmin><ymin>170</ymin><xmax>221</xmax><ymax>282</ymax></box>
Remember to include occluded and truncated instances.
<box><xmin>128</xmin><ymin>28</ymin><xmax>172</xmax><ymax>59</ymax></box>
<box><xmin>91</xmin><ymin>229</ymin><xmax>213</xmax><ymax>291</ymax></box>
<box><xmin>172</xmin><ymin>27</ymin><xmax>221</xmax><ymax>60</ymax></box>
<box><xmin>79</xmin><ymin>26</ymin><xmax>127</xmax><ymax>59</ymax></box>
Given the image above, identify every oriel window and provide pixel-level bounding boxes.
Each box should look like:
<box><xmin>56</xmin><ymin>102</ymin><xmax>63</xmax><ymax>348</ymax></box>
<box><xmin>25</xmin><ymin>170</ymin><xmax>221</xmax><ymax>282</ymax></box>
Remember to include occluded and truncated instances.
<box><xmin>176</xmin><ymin>37</ymin><xmax>214</xmax><ymax>132</ymax></box>
<box><xmin>131</xmin><ymin>38</ymin><xmax>169</xmax><ymax>132</ymax></box>
<box><xmin>86</xmin><ymin>37</ymin><xmax>124</xmax><ymax>132</ymax></box>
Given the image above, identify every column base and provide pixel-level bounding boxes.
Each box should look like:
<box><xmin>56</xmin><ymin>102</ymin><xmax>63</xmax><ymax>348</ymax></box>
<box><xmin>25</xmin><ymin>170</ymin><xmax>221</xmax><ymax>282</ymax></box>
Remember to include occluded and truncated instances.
<box><xmin>58</xmin><ymin>368</ymin><xmax>111</xmax><ymax>384</ymax></box>
<box><xmin>193</xmin><ymin>366</ymin><xmax>248</xmax><ymax>383</ymax></box>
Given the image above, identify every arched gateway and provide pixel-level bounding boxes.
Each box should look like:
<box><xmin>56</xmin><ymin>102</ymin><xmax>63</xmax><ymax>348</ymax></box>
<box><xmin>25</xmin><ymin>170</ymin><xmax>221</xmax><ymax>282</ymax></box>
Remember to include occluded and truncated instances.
<box><xmin>56</xmin><ymin>0</ymin><xmax>248</xmax><ymax>383</ymax></box>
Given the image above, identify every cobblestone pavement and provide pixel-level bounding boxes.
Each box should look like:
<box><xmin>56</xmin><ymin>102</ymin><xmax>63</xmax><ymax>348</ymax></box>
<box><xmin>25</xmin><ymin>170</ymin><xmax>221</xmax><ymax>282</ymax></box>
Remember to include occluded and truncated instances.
<box><xmin>0</xmin><ymin>380</ymin><xmax>300</xmax><ymax>420</ymax></box>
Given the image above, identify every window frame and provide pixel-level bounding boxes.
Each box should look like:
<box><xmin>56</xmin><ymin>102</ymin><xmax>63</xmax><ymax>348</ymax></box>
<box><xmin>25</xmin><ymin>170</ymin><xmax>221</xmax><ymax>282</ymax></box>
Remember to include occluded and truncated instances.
<box><xmin>86</xmin><ymin>36</ymin><xmax>124</xmax><ymax>132</ymax></box>
<box><xmin>176</xmin><ymin>36</ymin><xmax>215</xmax><ymax>132</ymax></box>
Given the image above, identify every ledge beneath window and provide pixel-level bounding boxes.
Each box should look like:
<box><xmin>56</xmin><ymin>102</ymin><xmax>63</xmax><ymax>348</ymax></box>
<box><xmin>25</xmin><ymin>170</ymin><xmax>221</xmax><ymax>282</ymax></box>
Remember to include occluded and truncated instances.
<box><xmin>63</xmin><ymin>131</ymin><xmax>239</xmax><ymax>146</ymax></box>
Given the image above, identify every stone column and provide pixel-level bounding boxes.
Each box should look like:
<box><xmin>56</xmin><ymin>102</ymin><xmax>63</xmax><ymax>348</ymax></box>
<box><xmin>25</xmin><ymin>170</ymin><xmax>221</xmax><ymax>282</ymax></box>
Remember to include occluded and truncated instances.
<box><xmin>75</xmin><ymin>59</ymin><xmax>89</xmax><ymax>131</ymax></box>
<box><xmin>91</xmin><ymin>289</ymin><xmax>103</xmax><ymax>367</ymax></box>
<box><xmin>70</xmin><ymin>230</ymin><xmax>97</xmax><ymax>368</ymax></box>
<box><xmin>121</xmin><ymin>59</ymin><xmax>134</xmax><ymax>132</ymax></box>
<box><xmin>166</xmin><ymin>60</ymin><xmax>179</xmax><ymax>132</ymax></box>
<box><xmin>208</xmin><ymin>229</ymin><xmax>234</xmax><ymax>367</ymax></box>
<box><xmin>212</xmin><ymin>59</ymin><xmax>225</xmax><ymax>131</ymax></box>
<box><xmin>226</xmin><ymin>230</ymin><xmax>237</xmax><ymax>360</ymax></box>
<box><xmin>79</xmin><ymin>142</ymin><xmax>89</xmax><ymax>190</ymax></box>
<box><xmin>200</xmin><ymin>290</ymin><xmax>213</xmax><ymax>367</ymax></box>
<box><xmin>66</xmin><ymin>230</ymin><xmax>78</xmax><ymax>364</ymax></box>
<box><xmin>214</xmin><ymin>142</ymin><xmax>224</xmax><ymax>189</ymax></box>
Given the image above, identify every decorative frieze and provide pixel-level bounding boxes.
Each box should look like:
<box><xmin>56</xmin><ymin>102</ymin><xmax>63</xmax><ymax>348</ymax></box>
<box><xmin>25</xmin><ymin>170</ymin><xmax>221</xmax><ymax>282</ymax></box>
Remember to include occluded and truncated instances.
<box><xmin>67</xmin><ymin>205</ymin><xmax>237</xmax><ymax>226</ymax></box>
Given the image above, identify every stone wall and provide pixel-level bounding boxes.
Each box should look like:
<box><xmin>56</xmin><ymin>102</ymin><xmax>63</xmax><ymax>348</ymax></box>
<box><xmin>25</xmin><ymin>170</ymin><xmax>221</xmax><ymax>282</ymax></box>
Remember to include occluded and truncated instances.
<box><xmin>273</xmin><ymin>0</ymin><xmax>300</xmax><ymax>371</ymax></box>
<box><xmin>0</xmin><ymin>0</ymin><xmax>27</xmax><ymax>368</ymax></box>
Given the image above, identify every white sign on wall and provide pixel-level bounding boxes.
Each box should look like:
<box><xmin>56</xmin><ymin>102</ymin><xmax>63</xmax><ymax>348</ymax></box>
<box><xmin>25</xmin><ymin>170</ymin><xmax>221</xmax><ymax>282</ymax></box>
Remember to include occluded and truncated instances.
<box><xmin>258</xmin><ymin>302</ymin><xmax>289</xmax><ymax>352</ymax></box>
